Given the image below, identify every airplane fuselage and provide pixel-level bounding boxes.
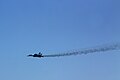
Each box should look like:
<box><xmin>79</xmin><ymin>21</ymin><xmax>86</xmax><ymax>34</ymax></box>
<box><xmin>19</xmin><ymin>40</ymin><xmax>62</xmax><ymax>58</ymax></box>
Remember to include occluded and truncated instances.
<box><xmin>27</xmin><ymin>52</ymin><xmax>44</xmax><ymax>58</ymax></box>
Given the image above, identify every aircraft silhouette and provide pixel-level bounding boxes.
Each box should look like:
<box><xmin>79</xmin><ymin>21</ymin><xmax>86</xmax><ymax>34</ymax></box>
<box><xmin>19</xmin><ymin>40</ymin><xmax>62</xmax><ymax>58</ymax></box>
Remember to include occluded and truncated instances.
<box><xmin>27</xmin><ymin>52</ymin><xmax>44</xmax><ymax>58</ymax></box>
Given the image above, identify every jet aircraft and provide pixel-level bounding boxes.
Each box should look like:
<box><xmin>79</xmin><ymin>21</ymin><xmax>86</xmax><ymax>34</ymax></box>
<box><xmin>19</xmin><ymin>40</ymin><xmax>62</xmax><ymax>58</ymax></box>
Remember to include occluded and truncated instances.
<box><xmin>27</xmin><ymin>52</ymin><xmax>44</xmax><ymax>58</ymax></box>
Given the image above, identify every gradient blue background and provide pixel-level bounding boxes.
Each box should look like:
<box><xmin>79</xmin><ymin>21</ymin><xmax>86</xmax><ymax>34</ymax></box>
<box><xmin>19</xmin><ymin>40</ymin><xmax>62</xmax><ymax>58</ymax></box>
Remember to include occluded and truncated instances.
<box><xmin>0</xmin><ymin>0</ymin><xmax>120</xmax><ymax>80</ymax></box>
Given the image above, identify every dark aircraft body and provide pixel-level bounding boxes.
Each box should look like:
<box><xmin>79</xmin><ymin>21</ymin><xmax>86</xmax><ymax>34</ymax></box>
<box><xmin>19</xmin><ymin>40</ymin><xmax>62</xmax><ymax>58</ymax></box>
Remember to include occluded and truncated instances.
<box><xmin>27</xmin><ymin>52</ymin><xmax>44</xmax><ymax>58</ymax></box>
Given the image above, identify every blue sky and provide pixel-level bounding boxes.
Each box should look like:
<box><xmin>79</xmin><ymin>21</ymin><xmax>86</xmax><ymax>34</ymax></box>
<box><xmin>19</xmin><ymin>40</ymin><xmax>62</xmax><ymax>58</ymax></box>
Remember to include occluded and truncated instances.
<box><xmin>0</xmin><ymin>0</ymin><xmax>120</xmax><ymax>80</ymax></box>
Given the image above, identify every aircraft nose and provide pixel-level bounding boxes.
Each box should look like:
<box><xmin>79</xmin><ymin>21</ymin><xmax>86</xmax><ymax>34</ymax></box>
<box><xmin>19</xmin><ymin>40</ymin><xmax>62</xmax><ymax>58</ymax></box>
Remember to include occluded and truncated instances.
<box><xmin>27</xmin><ymin>55</ymin><xmax>30</xmax><ymax>57</ymax></box>
<box><xmin>27</xmin><ymin>54</ymin><xmax>33</xmax><ymax>57</ymax></box>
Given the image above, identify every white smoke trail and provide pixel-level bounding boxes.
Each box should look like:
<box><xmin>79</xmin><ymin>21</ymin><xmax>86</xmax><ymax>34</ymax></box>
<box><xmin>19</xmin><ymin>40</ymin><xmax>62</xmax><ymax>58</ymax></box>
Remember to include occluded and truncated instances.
<box><xmin>43</xmin><ymin>43</ymin><xmax>120</xmax><ymax>57</ymax></box>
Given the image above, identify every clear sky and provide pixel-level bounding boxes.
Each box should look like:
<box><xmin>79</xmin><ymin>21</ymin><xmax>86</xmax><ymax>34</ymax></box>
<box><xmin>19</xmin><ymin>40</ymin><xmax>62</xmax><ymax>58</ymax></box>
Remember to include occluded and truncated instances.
<box><xmin>0</xmin><ymin>0</ymin><xmax>120</xmax><ymax>80</ymax></box>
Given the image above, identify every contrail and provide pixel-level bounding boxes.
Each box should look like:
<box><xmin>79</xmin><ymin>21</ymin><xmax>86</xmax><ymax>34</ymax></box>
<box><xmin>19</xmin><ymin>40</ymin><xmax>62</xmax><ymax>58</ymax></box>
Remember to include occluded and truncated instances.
<box><xmin>43</xmin><ymin>43</ymin><xmax>120</xmax><ymax>57</ymax></box>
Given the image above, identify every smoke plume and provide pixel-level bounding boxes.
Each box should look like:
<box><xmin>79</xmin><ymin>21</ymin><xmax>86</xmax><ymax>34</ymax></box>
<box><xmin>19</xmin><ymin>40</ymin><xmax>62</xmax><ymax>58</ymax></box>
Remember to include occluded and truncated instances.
<box><xmin>43</xmin><ymin>43</ymin><xmax>120</xmax><ymax>57</ymax></box>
